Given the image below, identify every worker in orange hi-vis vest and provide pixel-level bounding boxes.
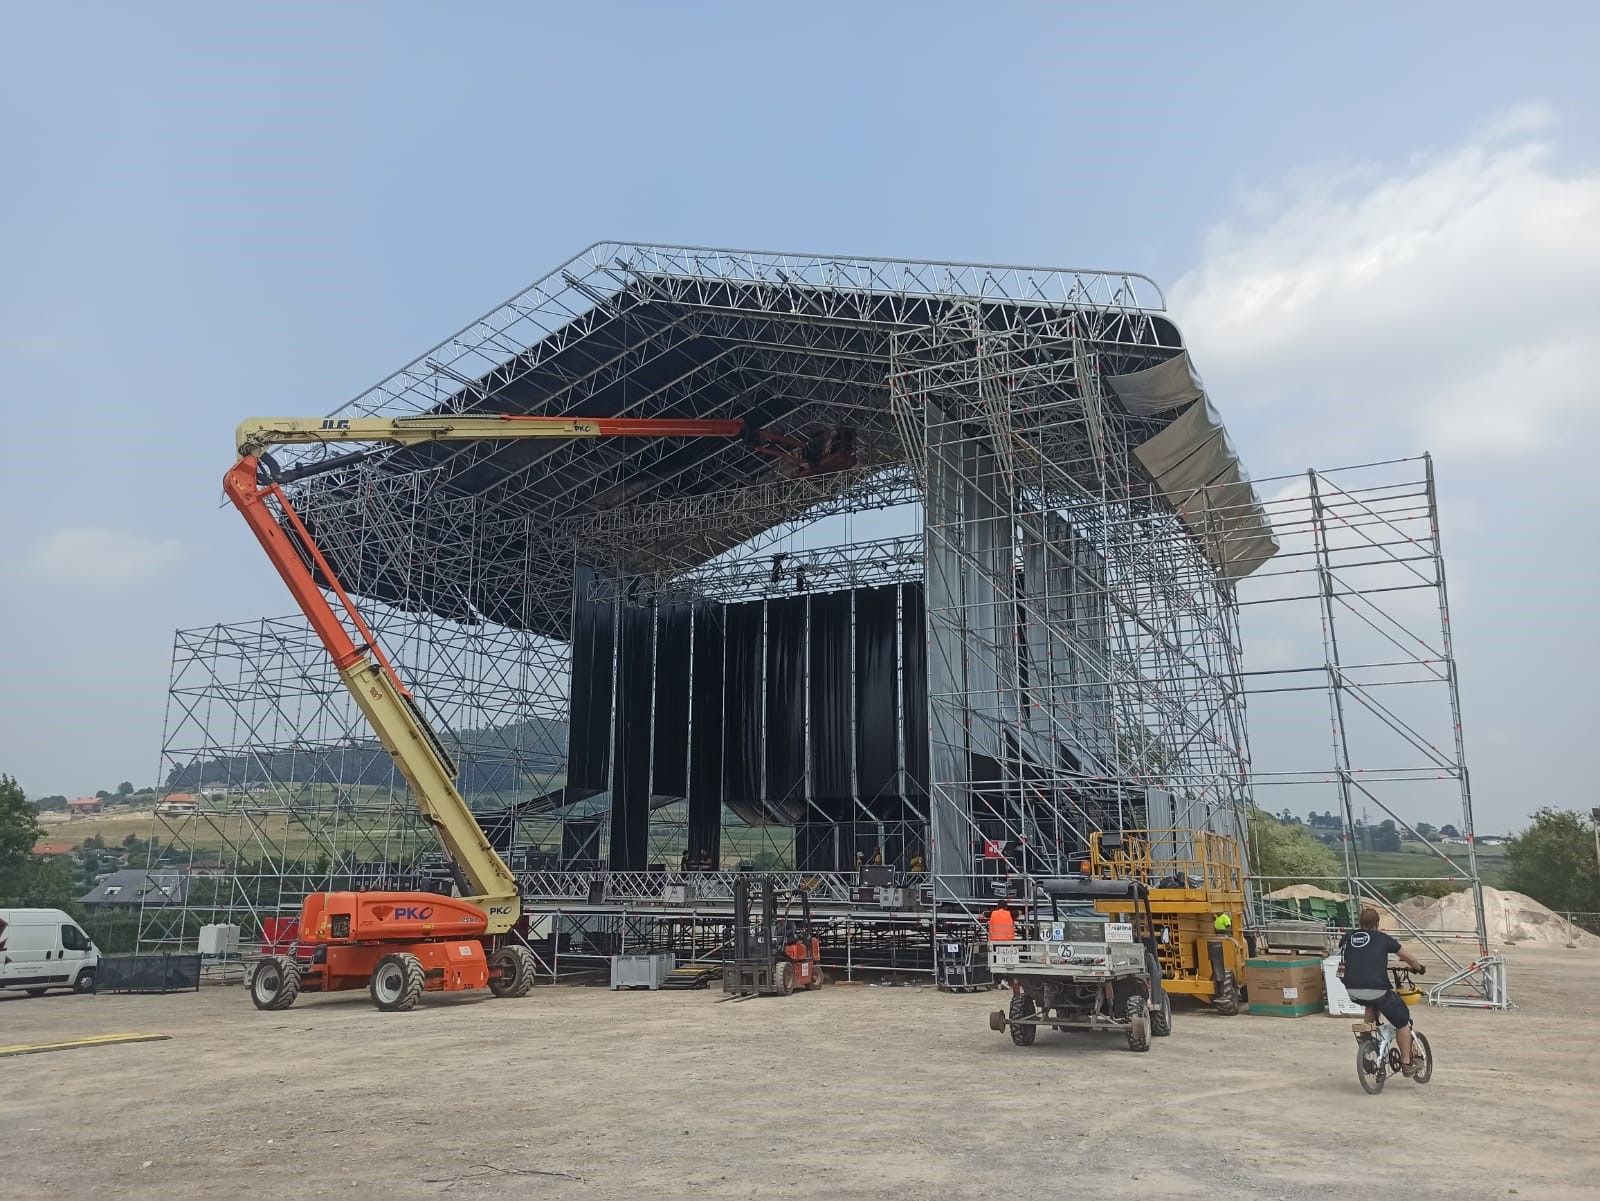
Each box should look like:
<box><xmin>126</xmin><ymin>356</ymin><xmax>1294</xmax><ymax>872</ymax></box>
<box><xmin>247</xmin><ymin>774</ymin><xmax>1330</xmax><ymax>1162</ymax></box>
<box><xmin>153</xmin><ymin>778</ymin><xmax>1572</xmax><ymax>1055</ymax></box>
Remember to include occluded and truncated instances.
<box><xmin>987</xmin><ymin>901</ymin><xmax>1016</xmax><ymax>943</ymax></box>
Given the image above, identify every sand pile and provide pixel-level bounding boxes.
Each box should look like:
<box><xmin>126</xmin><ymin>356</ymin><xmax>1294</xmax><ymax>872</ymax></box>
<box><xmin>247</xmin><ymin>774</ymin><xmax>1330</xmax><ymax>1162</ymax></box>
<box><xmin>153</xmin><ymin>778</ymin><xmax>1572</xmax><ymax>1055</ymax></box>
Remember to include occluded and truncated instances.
<box><xmin>1263</xmin><ymin>883</ymin><xmax>1351</xmax><ymax>901</ymax></box>
<box><xmin>1397</xmin><ymin>886</ymin><xmax>1600</xmax><ymax>947</ymax></box>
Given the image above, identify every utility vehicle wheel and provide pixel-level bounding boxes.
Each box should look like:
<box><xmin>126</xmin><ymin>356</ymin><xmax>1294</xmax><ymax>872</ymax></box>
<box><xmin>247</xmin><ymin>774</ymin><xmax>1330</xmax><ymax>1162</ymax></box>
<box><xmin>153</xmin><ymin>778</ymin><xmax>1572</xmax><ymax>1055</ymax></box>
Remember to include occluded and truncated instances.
<box><xmin>1008</xmin><ymin>994</ymin><xmax>1037</xmax><ymax>1047</ymax></box>
<box><xmin>1111</xmin><ymin>976</ymin><xmax>1142</xmax><ymax>1018</ymax></box>
<box><xmin>249</xmin><ymin>955</ymin><xmax>301</xmax><ymax>1011</ymax></box>
<box><xmin>488</xmin><ymin>945</ymin><xmax>538</xmax><ymax>998</ymax></box>
<box><xmin>73</xmin><ymin>967</ymin><xmax>97</xmax><ymax>994</ymax></box>
<box><xmin>1212</xmin><ymin>971</ymin><xmax>1240</xmax><ymax>1016</ymax></box>
<box><xmin>1150</xmin><ymin>989</ymin><xmax>1173</xmax><ymax>1037</ymax></box>
<box><xmin>776</xmin><ymin>961</ymin><xmax>795</xmax><ymax>996</ymax></box>
<box><xmin>1125</xmin><ymin>995</ymin><xmax>1151</xmax><ymax>1052</ymax></box>
<box><xmin>370</xmin><ymin>952</ymin><xmax>425</xmax><ymax>1012</ymax></box>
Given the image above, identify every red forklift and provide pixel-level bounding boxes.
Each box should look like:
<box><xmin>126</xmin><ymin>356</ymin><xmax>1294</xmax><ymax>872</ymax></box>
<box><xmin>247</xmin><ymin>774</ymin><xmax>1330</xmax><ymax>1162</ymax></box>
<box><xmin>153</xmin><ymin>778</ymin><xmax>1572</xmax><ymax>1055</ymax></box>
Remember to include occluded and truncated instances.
<box><xmin>723</xmin><ymin>876</ymin><xmax>823</xmax><ymax>997</ymax></box>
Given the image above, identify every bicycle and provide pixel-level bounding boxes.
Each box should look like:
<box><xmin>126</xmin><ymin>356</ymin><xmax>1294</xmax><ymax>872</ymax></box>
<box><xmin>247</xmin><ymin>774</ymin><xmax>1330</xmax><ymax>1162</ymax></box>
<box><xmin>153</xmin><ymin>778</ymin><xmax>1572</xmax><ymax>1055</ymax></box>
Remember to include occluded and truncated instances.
<box><xmin>1352</xmin><ymin>965</ymin><xmax>1433</xmax><ymax>1094</ymax></box>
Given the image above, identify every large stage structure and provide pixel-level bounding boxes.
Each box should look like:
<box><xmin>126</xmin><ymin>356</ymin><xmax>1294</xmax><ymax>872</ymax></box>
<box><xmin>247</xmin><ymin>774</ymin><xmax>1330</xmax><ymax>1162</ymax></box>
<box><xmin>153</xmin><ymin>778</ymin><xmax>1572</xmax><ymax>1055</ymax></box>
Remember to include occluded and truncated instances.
<box><xmin>145</xmin><ymin>242</ymin><xmax>1286</xmax><ymax>974</ymax></box>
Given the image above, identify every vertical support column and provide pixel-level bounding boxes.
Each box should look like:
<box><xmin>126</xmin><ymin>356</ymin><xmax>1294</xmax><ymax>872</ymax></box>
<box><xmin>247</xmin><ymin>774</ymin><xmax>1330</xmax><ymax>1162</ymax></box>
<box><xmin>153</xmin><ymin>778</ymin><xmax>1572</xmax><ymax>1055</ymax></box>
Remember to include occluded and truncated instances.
<box><xmin>1425</xmin><ymin>454</ymin><xmax>1488</xmax><ymax>956</ymax></box>
<box><xmin>924</xmin><ymin>397</ymin><xmax>974</xmax><ymax>902</ymax></box>
<box><xmin>1309</xmin><ymin>470</ymin><xmax>1362</xmax><ymax>900</ymax></box>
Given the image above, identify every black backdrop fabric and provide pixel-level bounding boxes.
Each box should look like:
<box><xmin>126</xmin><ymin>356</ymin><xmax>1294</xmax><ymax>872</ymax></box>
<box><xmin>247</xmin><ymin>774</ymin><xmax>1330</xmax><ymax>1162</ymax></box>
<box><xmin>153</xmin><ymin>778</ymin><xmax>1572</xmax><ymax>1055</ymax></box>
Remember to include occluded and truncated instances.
<box><xmin>565</xmin><ymin>579</ymin><xmax>930</xmax><ymax>868</ymax></box>
<box><xmin>901</xmin><ymin>585</ymin><xmax>928</xmax><ymax>799</ymax></box>
<box><xmin>807</xmin><ymin>590</ymin><xmax>853</xmax><ymax>805</ymax></box>
<box><xmin>566</xmin><ymin>565</ymin><xmax>613</xmax><ymax>792</ymax></box>
<box><xmin>722</xmin><ymin>601</ymin><xmax>764</xmax><ymax>807</ymax></box>
<box><xmin>651</xmin><ymin>602</ymin><xmax>692</xmax><ymax>799</ymax></box>
<box><xmin>764</xmin><ymin>596</ymin><xmax>806</xmax><ymax>804</ymax></box>
<box><xmin>609</xmin><ymin>603</ymin><xmax>654</xmax><ymax>870</ymax></box>
<box><xmin>688</xmin><ymin>604</ymin><xmax>725</xmax><ymax>865</ymax></box>
<box><xmin>854</xmin><ymin>584</ymin><xmax>901</xmax><ymax>801</ymax></box>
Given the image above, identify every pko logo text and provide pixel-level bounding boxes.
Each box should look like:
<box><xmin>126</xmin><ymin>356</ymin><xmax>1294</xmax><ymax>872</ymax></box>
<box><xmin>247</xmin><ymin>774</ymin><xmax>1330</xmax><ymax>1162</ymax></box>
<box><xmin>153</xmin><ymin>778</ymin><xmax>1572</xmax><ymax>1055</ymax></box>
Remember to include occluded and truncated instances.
<box><xmin>394</xmin><ymin>906</ymin><xmax>434</xmax><ymax>920</ymax></box>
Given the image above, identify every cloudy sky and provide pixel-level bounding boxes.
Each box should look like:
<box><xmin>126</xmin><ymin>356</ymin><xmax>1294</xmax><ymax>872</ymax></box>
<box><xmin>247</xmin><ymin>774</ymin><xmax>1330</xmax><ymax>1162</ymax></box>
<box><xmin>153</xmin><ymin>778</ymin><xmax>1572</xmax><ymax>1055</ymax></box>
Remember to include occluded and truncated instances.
<box><xmin>1</xmin><ymin>3</ymin><xmax>1594</xmax><ymax>833</ymax></box>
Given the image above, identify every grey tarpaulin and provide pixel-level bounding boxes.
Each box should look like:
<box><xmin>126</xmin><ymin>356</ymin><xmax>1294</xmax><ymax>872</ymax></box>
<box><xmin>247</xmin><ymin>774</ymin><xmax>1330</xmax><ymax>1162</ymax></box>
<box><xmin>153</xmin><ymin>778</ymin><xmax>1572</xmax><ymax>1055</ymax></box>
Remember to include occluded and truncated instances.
<box><xmin>1106</xmin><ymin>349</ymin><xmax>1206</xmax><ymax>415</ymax></box>
<box><xmin>1108</xmin><ymin>353</ymin><xmax>1279</xmax><ymax>581</ymax></box>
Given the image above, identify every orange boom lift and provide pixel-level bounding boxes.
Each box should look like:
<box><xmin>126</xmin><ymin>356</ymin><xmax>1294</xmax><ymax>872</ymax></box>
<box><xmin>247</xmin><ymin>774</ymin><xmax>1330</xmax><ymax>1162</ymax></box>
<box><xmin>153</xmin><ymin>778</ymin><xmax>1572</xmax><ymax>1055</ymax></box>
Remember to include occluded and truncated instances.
<box><xmin>230</xmin><ymin>413</ymin><xmax>852</xmax><ymax>1012</ymax></box>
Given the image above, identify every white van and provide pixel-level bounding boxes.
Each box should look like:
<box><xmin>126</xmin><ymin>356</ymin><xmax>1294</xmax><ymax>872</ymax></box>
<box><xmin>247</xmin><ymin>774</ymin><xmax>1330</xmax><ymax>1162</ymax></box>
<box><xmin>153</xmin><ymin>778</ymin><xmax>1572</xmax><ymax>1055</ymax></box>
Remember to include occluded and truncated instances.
<box><xmin>0</xmin><ymin>908</ymin><xmax>101</xmax><ymax>995</ymax></box>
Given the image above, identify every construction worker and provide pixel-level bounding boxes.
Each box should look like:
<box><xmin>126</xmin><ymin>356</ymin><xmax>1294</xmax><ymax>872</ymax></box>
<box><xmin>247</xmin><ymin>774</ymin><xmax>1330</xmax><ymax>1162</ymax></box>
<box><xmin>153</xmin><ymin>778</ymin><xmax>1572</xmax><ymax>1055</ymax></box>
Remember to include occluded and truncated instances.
<box><xmin>1213</xmin><ymin>911</ymin><xmax>1234</xmax><ymax>937</ymax></box>
<box><xmin>988</xmin><ymin>901</ymin><xmax>1016</xmax><ymax>943</ymax></box>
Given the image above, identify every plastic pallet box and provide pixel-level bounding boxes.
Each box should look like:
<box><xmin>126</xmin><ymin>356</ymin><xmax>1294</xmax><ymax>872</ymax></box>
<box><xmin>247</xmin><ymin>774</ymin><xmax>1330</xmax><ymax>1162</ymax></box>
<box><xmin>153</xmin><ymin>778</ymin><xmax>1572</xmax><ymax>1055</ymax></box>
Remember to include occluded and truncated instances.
<box><xmin>610</xmin><ymin>952</ymin><xmax>675</xmax><ymax>990</ymax></box>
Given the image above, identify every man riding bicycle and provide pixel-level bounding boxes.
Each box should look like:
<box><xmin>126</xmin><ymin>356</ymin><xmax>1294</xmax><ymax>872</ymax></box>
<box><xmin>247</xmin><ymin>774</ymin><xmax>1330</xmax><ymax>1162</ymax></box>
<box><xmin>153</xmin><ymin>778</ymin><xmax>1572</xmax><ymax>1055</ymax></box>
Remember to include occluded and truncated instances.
<box><xmin>1339</xmin><ymin>907</ymin><xmax>1424</xmax><ymax>1076</ymax></box>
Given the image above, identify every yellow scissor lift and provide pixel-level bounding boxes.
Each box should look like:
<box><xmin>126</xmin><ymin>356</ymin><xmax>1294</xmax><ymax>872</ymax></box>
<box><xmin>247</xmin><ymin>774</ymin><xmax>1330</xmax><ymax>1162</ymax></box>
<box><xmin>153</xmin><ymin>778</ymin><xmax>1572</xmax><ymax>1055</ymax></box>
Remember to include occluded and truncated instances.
<box><xmin>1086</xmin><ymin>829</ymin><xmax>1248</xmax><ymax>1015</ymax></box>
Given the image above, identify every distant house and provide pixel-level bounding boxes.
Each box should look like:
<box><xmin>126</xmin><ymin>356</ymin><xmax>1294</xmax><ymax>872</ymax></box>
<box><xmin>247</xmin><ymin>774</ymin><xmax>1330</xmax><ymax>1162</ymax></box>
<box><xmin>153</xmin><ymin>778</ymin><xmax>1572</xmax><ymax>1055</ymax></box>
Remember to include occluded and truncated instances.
<box><xmin>79</xmin><ymin>869</ymin><xmax>189</xmax><ymax>910</ymax></box>
<box><xmin>155</xmin><ymin>793</ymin><xmax>201</xmax><ymax>818</ymax></box>
<box><xmin>32</xmin><ymin>840</ymin><xmax>76</xmax><ymax>857</ymax></box>
<box><xmin>67</xmin><ymin>796</ymin><xmax>105</xmax><ymax>817</ymax></box>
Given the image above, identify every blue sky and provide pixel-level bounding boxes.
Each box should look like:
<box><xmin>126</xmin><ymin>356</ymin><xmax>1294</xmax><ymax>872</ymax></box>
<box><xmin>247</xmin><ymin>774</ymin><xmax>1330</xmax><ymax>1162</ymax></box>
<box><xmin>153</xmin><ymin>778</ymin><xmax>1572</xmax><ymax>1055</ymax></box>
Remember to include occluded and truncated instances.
<box><xmin>1</xmin><ymin>3</ymin><xmax>1596</xmax><ymax>832</ymax></box>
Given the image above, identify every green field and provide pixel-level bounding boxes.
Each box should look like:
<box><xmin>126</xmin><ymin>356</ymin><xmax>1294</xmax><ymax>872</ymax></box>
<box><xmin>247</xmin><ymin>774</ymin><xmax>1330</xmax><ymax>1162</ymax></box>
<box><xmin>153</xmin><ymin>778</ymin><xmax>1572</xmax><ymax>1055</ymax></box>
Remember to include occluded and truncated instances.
<box><xmin>1351</xmin><ymin>842</ymin><xmax>1508</xmax><ymax>889</ymax></box>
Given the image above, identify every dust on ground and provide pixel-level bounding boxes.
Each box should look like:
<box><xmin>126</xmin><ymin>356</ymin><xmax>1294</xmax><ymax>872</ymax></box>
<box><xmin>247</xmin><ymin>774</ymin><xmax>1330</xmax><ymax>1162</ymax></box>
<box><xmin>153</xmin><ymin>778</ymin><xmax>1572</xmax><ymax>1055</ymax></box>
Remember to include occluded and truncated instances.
<box><xmin>3</xmin><ymin>945</ymin><xmax>1597</xmax><ymax>1201</ymax></box>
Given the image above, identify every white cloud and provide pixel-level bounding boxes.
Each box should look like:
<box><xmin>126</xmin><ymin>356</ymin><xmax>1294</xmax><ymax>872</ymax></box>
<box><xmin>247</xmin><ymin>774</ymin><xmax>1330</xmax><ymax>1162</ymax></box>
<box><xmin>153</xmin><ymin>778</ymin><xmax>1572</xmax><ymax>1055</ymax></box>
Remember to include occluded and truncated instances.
<box><xmin>1172</xmin><ymin>111</ymin><xmax>1600</xmax><ymax>459</ymax></box>
<box><xmin>26</xmin><ymin>527</ymin><xmax>184</xmax><ymax>584</ymax></box>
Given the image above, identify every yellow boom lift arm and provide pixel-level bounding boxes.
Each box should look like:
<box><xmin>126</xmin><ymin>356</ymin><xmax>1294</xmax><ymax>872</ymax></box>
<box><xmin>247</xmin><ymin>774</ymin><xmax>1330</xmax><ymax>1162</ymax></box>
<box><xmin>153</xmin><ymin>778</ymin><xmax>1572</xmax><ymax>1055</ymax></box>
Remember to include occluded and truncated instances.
<box><xmin>225</xmin><ymin>412</ymin><xmax>770</xmax><ymax>935</ymax></box>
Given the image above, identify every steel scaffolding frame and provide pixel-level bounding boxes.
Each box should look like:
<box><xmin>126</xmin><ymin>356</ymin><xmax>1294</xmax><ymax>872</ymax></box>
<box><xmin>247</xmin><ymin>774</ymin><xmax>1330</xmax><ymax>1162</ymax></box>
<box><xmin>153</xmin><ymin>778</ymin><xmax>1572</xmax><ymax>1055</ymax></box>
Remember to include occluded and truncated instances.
<box><xmin>1238</xmin><ymin>455</ymin><xmax>1488</xmax><ymax>969</ymax></box>
<box><xmin>141</xmin><ymin>242</ymin><xmax>1267</xmax><ymax>963</ymax></box>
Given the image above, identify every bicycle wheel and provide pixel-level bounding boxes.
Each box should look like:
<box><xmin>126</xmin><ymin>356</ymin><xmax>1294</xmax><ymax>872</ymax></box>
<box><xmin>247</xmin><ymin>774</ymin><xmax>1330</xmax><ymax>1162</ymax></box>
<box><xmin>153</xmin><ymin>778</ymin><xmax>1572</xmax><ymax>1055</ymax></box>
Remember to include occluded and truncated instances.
<box><xmin>1409</xmin><ymin>1029</ymin><xmax>1433</xmax><ymax>1084</ymax></box>
<box><xmin>1355</xmin><ymin>1038</ymin><xmax>1386</xmax><ymax>1094</ymax></box>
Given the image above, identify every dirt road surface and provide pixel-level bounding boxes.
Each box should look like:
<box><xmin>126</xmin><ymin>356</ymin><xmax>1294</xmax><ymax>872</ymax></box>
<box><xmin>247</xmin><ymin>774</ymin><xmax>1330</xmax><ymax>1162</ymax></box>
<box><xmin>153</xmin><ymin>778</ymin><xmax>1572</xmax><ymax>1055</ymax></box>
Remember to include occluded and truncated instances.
<box><xmin>3</xmin><ymin>945</ymin><xmax>1596</xmax><ymax>1200</ymax></box>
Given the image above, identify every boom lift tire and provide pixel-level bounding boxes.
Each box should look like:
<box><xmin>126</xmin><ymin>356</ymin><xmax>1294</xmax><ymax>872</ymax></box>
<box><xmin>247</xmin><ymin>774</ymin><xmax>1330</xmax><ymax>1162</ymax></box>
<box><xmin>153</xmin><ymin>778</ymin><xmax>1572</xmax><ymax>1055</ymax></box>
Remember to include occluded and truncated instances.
<box><xmin>488</xmin><ymin>945</ymin><xmax>538</xmax><ymax>998</ymax></box>
<box><xmin>1125</xmin><ymin>995</ymin><xmax>1151</xmax><ymax>1052</ymax></box>
<box><xmin>1212</xmin><ymin>970</ymin><xmax>1240</xmax><ymax>1016</ymax></box>
<box><xmin>1150</xmin><ymin>988</ymin><xmax>1173</xmax><ymax>1037</ymax></box>
<box><xmin>1008</xmin><ymin>994</ymin><xmax>1037</xmax><ymax>1047</ymax></box>
<box><xmin>250</xmin><ymin>956</ymin><xmax>302</xmax><ymax>1011</ymax></box>
<box><xmin>370</xmin><ymin>952</ymin><xmax>426</xmax><ymax>1012</ymax></box>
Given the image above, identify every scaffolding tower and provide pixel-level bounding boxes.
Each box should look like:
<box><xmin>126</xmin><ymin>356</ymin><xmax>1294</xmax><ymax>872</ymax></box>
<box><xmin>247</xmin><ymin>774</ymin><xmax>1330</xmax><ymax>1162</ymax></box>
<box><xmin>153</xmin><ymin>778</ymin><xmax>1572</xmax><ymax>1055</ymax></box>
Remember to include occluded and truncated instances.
<box><xmin>1239</xmin><ymin>456</ymin><xmax>1489</xmax><ymax>962</ymax></box>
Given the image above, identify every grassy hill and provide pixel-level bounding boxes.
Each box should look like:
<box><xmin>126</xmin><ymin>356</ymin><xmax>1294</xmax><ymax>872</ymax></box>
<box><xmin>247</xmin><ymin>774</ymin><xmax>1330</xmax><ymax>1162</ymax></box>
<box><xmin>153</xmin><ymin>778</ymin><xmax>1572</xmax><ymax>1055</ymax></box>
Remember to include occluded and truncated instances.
<box><xmin>1351</xmin><ymin>842</ymin><xmax>1508</xmax><ymax>889</ymax></box>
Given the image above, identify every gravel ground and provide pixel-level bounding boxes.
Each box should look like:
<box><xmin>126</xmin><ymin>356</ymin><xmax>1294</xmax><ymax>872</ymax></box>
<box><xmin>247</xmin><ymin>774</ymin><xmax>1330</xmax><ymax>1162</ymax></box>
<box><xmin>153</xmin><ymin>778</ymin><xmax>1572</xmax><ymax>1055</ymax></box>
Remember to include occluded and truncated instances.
<box><xmin>3</xmin><ymin>944</ymin><xmax>1596</xmax><ymax>1200</ymax></box>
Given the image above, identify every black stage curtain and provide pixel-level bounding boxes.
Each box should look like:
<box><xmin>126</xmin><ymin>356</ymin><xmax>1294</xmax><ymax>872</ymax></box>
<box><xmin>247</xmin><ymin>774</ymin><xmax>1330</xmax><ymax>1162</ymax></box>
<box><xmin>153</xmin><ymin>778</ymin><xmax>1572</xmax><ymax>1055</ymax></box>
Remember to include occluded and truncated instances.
<box><xmin>566</xmin><ymin>564</ymin><xmax>613</xmax><ymax>792</ymax></box>
<box><xmin>901</xmin><ymin>584</ymin><xmax>928</xmax><ymax>800</ymax></box>
<box><xmin>765</xmin><ymin>597</ymin><xmax>806</xmax><ymax>805</ymax></box>
<box><xmin>651</xmin><ymin>602</ymin><xmax>692</xmax><ymax>799</ymax></box>
<box><xmin>808</xmin><ymin>590</ymin><xmax>853</xmax><ymax>805</ymax></box>
<box><xmin>687</xmin><ymin>602</ymin><xmax>725</xmax><ymax>867</ymax></box>
<box><xmin>722</xmin><ymin>601</ymin><xmax>764</xmax><ymax>808</ymax></box>
<box><xmin>795</xmin><ymin>824</ymin><xmax>836</xmax><ymax>872</ymax></box>
<box><xmin>855</xmin><ymin>584</ymin><xmax>900</xmax><ymax>801</ymax></box>
<box><xmin>609</xmin><ymin>602</ymin><xmax>654</xmax><ymax>871</ymax></box>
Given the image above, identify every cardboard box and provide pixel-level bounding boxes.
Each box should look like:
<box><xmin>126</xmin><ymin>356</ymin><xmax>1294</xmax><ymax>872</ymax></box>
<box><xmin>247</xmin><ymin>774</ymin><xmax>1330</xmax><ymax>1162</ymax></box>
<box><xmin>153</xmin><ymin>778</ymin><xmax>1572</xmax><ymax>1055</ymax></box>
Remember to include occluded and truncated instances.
<box><xmin>1245</xmin><ymin>956</ymin><xmax>1326</xmax><ymax>1017</ymax></box>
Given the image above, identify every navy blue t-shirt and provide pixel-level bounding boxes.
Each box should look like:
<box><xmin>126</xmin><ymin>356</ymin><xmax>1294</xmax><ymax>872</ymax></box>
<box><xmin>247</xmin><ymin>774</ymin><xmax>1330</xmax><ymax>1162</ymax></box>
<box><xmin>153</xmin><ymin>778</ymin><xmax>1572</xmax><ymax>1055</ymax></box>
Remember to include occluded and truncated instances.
<box><xmin>1340</xmin><ymin>928</ymin><xmax>1401</xmax><ymax>991</ymax></box>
